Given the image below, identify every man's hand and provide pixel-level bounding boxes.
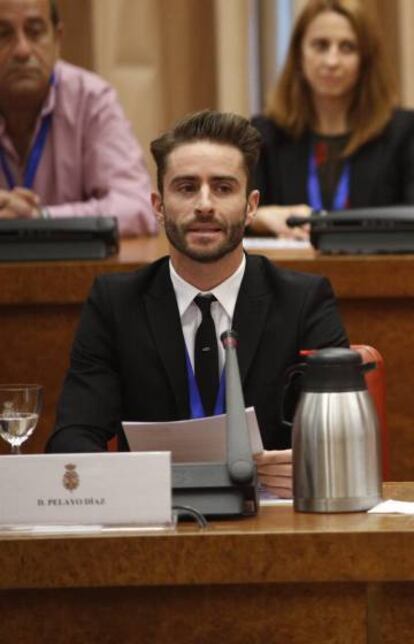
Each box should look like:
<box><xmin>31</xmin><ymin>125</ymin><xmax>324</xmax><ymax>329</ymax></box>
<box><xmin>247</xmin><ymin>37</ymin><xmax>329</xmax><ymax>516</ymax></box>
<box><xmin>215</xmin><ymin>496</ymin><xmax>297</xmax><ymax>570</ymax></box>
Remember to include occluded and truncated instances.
<box><xmin>254</xmin><ymin>449</ymin><xmax>293</xmax><ymax>498</ymax></box>
<box><xmin>251</xmin><ymin>204</ymin><xmax>311</xmax><ymax>239</ymax></box>
<box><xmin>0</xmin><ymin>188</ymin><xmax>41</xmax><ymax>219</ymax></box>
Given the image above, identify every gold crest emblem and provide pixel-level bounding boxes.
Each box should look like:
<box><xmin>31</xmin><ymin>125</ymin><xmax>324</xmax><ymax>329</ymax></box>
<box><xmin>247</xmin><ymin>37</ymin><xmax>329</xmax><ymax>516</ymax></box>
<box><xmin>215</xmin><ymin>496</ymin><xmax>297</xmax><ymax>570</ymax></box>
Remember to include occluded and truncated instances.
<box><xmin>63</xmin><ymin>463</ymin><xmax>79</xmax><ymax>492</ymax></box>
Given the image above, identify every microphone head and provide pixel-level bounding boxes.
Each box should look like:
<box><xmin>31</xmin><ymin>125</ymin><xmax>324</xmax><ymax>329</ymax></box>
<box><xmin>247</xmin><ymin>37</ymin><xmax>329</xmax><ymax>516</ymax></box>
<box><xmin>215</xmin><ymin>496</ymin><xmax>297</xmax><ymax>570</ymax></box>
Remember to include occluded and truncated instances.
<box><xmin>220</xmin><ymin>329</ymin><xmax>238</xmax><ymax>349</ymax></box>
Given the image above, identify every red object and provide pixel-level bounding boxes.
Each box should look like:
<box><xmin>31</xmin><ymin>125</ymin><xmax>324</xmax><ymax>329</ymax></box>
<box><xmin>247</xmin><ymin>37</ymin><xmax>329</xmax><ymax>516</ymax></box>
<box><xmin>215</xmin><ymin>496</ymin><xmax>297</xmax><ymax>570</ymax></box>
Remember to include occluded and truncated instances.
<box><xmin>314</xmin><ymin>142</ymin><xmax>328</xmax><ymax>166</ymax></box>
<box><xmin>352</xmin><ymin>344</ymin><xmax>389</xmax><ymax>480</ymax></box>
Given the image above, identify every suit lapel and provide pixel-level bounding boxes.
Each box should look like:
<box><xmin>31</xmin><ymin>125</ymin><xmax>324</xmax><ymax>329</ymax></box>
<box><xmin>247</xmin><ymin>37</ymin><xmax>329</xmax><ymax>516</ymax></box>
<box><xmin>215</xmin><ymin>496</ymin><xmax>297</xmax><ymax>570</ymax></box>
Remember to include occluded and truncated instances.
<box><xmin>144</xmin><ymin>262</ymin><xmax>189</xmax><ymax>418</ymax></box>
<box><xmin>233</xmin><ymin>256</ymin><xmax>272</xmax><ymax>384</ymax></box>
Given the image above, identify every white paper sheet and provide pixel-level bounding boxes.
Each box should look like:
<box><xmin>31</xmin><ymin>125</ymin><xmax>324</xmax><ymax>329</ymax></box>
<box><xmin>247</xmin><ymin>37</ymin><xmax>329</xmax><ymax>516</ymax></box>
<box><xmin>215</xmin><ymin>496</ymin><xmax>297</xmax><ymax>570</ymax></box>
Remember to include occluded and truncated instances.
<box><xmin>243</xmin><ymin>237</ymin><xmax>311</xmax><ymax>250</ymax></box>
<box><xmin>123</xmin><ymin>407</ymin><xmax>263</xmax><ymax>462</ymax></box>
<box><xmin>368</xmin><ymin>499</ymin><xmax>414</xmax><ymax>514</ymax></box>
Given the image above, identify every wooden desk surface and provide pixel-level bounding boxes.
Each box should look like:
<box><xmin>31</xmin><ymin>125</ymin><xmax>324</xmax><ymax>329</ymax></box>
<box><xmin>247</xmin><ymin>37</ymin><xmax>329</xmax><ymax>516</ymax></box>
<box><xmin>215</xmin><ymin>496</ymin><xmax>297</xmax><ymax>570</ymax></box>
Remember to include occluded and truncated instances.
<box><xmin>0</xmin><ymin>482</ymin><xmax>413</xmax><ymax>644</ymax></box>
<box><xmin>2</xmin><ymin>236</ymin><xmax>414</xmax><ymax>303</ymax></box>
<box><xmin>1</xmin><ymin>237</ymin><xmax>413</xmax><ymax>482</ymax></box>
<box><xmin>0</xmin><ymin>482</ymin><xmax>413</xmax><ymax>590</ymax></box>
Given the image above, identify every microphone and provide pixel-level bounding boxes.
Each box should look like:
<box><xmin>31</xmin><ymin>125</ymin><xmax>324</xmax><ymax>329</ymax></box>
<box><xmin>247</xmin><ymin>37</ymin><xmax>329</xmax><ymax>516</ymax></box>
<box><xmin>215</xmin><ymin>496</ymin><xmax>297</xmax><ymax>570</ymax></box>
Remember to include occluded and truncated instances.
<box><xmin>171</xmin><ymin>329</ymin><xmax>258</xmax><ymax>518</ymax></box>
<box><xmin>221</xmin><ymin>330</ymin><xmax>255</xmax><ymax>484</ymax></box>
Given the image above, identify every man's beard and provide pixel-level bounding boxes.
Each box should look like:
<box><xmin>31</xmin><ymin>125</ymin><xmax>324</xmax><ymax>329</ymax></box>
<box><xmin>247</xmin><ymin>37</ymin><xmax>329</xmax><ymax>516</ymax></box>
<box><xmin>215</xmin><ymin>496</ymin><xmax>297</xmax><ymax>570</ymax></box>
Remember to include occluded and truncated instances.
<box><xmin>163</xmin><ymin>210</ymin><xmax>247</xmax><ymax>263</ymax></box>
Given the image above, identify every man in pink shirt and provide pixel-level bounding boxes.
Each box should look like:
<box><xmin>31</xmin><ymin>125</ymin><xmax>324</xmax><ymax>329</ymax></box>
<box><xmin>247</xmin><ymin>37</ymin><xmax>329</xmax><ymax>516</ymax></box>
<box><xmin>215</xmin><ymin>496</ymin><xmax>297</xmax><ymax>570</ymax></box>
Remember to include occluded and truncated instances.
<box><xmin>0</xmin><ymin>0</ymin><xmax>157</xmax><ymax>236</ymax></box>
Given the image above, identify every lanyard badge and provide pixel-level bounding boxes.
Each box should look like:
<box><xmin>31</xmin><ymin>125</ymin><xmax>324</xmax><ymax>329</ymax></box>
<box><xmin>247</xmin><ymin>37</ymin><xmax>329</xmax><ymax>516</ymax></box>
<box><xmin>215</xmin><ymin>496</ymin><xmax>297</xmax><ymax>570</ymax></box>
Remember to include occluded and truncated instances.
<box><xmin>307</xmin><ymin>146</ymin><xmax>350</xmax><ymax>211</ymax></box>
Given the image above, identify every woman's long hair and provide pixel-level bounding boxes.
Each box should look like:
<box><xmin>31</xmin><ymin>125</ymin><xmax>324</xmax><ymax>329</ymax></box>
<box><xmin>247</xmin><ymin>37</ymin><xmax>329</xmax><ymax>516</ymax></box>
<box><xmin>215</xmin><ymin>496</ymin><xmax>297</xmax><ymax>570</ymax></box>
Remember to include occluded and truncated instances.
<box><xmin>267</xmin><ymin>0</ymin><xmax>397</xmax><ymax>155</ymax></box>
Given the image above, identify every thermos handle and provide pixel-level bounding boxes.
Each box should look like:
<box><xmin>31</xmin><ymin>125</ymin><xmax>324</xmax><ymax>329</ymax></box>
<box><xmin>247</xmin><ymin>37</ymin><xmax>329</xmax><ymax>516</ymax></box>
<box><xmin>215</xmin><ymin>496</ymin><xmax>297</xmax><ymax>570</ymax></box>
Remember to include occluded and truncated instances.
<box><xmin>362</xmin><ymin>361</ymin><xmax>376</xmax><ymax>374</ymax></box>
<box><xmin>281</xmin><ymin>361</ymin><xmax>307</xmax><ymax>428</ymax></box>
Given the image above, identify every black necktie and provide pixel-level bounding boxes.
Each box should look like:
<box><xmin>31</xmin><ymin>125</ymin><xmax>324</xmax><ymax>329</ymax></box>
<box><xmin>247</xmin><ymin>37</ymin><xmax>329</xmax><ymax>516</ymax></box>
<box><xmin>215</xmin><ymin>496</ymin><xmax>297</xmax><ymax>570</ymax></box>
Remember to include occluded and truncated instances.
<box><xmin>194</xmin><ymin>294</ymin><xmax>219</xmax><ymax>416</ymax></box>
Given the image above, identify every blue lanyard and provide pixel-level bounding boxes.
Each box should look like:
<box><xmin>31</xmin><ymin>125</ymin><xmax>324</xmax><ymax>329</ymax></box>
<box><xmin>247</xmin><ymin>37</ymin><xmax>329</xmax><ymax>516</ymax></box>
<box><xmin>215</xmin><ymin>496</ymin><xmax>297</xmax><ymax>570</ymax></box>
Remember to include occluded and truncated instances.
<box><xmin>185</xmin><ymin>348</ymin><xmax>225</xmax><ymax>418</ymax></box>
<box><xmin>307</xmin><ymin>147</ymin><xmax>350</xmax><ymax>211</ymax></box>
<box><xmin>0</xmin><ymin>113</ymin><xmax>52</xmax><ymax>190</ymax></box>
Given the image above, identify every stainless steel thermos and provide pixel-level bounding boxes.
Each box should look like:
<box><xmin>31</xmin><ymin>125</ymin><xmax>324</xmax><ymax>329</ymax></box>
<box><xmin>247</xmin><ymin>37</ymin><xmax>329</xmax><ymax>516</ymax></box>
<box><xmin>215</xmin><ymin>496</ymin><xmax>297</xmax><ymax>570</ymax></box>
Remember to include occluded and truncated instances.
<box><xmin>292</xmin><ymin>348</ymin><xmax>382</xmax><ymax>512</ymax></box>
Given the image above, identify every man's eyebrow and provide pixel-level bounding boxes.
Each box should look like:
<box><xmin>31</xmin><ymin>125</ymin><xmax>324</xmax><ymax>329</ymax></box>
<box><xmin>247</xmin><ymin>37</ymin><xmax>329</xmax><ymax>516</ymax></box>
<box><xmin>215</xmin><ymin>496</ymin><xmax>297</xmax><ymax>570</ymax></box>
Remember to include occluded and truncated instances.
<box><xmin>170</xmin><ymin>175</ymin><xmax>198</xmax><ymax>183</ymax></box>
<box><xmin>25</xmin><ymin>16</ymin><xmax>48</xmax><ymax>25</ymax></box>
<box><xmin>171</xmin><ymin>174</ymin><xmax>239</xmax><ymax>182</ymax></box>
<box><xmin>210</xmin><ymin>175</ymin><xmax>239</xmax><ymax>182</ymax></box>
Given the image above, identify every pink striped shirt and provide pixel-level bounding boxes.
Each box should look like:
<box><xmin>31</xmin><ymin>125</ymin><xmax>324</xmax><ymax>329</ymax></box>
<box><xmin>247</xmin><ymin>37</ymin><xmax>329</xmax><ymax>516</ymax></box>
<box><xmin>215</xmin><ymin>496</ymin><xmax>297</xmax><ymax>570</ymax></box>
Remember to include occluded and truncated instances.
<box><xmin>0</xmin><ymin>60</ymin><xmax>158</xmax><ymax>237</ymax></box>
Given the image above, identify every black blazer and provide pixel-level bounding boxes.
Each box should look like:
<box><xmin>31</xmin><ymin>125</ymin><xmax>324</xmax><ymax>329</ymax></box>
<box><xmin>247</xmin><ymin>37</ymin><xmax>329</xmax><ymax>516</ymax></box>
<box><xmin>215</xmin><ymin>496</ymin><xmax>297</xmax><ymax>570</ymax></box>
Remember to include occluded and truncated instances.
<box><xmin>252</xmin><ymin>109</ymin><xmax>414</xmax><ymax>208</ymax></box>
<box><xmin>46</xmin><ymin>255</ymin><xmax>348</xmax><ymax>453</ymax></box>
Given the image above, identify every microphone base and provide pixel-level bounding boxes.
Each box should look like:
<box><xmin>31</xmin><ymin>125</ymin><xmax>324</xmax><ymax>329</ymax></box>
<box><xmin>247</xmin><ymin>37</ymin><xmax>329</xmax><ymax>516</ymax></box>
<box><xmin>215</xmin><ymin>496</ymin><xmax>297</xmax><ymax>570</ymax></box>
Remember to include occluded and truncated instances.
<box><xmin>172</xmin><ymin>462</ymin><xmax>258</xmax><ymax>519</ymax></box>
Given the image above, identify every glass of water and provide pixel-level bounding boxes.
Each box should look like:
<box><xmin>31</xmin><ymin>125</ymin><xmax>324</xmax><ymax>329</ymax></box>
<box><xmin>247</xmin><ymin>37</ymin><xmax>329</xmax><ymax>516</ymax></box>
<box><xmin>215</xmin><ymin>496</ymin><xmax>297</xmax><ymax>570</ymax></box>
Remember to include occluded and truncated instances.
<box><xmin>0</xmin><ymin>385</ymin><xmax>43</xmax><ymax>454</ymax></box>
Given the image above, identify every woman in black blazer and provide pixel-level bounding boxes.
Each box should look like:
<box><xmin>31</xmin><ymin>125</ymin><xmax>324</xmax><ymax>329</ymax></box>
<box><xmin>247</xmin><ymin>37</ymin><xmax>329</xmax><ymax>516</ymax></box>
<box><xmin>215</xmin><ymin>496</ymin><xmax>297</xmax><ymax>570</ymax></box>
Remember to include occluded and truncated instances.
<box><xmin>251</xmin><ymin>0</ymin><xmax>414</xmax><ymax>238</ymax></box>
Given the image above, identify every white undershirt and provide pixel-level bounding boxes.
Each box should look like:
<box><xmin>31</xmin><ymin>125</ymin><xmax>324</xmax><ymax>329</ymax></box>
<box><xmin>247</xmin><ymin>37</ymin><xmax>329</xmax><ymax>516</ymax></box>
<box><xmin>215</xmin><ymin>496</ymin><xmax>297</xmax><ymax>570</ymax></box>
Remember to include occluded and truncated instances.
<box><xmin>169</xmin><ymin>255</ymin><xmax>246</xmax><ymax>375</ymax></box>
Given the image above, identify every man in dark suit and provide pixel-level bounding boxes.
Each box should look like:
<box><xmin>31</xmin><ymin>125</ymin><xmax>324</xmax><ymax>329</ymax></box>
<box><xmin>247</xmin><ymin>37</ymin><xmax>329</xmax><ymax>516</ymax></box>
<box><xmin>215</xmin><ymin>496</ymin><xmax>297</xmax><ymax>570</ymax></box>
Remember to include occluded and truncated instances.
<box><xmin>46</xmin><ymin>110</ymin><xmax>348</xmax><ymax>497</ymax></box>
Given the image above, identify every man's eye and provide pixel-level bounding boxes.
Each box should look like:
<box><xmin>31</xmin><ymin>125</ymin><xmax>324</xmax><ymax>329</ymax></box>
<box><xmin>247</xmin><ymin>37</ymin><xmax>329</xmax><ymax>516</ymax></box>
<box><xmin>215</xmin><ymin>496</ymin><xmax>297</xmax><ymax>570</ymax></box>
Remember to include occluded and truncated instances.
<box><xmin>0</xmin><ymin>27</ymin><xmax>12</xmax><ymax>40</ymax></box>
<box><xmin>26</xmin><ymin>22</ymin><xmax>47</xmax><ymax>39</ymax></box>
<box><xmin>28</xmin><ymin>28</ymin><xmax>42</xmax><ymax>38</ymax></box>
<box><xmin>178</xmin><ymin>184</ymin><xmax>196</xmax><ymax>193</ymax></box>
<box><xmin>215</xmin><ymin>183</ymin><xmax>233</xmax><ymax>194</ymax></box>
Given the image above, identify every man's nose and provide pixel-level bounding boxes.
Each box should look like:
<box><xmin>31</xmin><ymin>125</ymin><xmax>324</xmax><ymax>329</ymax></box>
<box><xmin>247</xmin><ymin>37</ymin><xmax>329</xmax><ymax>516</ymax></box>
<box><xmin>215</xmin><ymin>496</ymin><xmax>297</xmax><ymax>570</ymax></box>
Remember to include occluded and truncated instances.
<box><xmin>195</xmin><ymin>186</ymin><xmax>214</xmax><ymax>214</ymax></box>
<box><xmin>13</xmin><ymin>31</ymin><xmax>32</xmax><ymax>60</ymax></box>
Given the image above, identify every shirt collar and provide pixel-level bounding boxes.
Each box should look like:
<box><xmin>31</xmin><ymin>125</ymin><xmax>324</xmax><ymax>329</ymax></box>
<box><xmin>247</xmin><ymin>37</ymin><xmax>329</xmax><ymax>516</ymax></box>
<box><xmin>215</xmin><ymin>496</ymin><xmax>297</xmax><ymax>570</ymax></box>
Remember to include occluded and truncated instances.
<box><xmin>169</xmin><ymin>254</ymin><xmax>246</xmax><ymax>320</ymax></box>
<box><xmin>40</xmin><ymin>65</ymin><xmax>58</xmax><ymax>117</ymax></box>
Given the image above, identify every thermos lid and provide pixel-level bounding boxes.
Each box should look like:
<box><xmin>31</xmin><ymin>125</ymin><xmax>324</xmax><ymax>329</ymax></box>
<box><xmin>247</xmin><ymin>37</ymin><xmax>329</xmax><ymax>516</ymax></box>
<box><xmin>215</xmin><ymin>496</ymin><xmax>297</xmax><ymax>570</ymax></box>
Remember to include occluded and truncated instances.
<box><xmin>303</xmin><ymin>347</ymin><xmax>368</xmax><ymax>392</ymax></box>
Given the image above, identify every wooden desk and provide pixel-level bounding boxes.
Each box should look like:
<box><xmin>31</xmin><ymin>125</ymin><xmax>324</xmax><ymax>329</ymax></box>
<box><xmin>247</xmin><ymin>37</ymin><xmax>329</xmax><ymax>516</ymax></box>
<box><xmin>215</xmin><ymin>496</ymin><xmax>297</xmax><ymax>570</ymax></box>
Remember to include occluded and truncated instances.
<box><xmin>0</xmin><ymin>482</ymin><xmax>413</xmax><ymax>644</ymax></box>
<box><xmin>1</xmin><ymin>238</ymin><xmax>413</xmax><ymax>480</ymax></box>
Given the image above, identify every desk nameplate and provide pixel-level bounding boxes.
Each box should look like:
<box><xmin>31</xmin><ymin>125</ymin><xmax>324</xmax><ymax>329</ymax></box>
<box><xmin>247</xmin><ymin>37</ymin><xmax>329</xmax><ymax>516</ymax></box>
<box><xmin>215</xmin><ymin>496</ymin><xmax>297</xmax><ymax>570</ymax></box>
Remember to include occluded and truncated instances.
<box><xmin>0</xmin><ymin>452</ymin><xmax>172</xmax><ymax>526</ymax></box>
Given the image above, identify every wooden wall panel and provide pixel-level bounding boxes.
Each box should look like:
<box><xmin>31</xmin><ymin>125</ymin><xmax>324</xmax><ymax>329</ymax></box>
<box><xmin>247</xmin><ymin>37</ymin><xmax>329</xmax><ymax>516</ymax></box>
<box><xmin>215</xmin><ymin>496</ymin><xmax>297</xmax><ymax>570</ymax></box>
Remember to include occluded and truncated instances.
<box><xmin>214</xmin><ymin>0</ymin><xmax>250</xmax><ymax>115</ymax></box>
<box><xmin>159</xmin><ymin>0</ymin><xmax>217</xmax><ymax>124</ymax></box>
<box><xmin>91</xmin><ymin>0</ymin><xmax>216</xmax><ymax>178</ymax></box>
<box><xmin>58</xmin><ymin>0</ymin><xmax>94</xmax><ymax>70</ymax></box>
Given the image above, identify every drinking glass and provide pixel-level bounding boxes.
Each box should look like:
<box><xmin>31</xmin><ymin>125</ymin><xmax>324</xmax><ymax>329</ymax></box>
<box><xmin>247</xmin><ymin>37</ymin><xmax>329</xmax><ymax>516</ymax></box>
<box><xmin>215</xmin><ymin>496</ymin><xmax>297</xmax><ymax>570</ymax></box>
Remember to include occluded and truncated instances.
<box><xmin>0</xmin><ymin>384</ymin><xmax>43</xmax><ymax>454</ymax></box>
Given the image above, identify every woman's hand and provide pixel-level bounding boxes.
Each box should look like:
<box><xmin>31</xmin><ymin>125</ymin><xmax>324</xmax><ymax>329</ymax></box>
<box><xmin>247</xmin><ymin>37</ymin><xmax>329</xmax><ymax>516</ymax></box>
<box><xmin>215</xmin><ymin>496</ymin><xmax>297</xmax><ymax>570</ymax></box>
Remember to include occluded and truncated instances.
<box><xmin>250</xmin><ymin>204</ymin><xmax>311</xmax><ymax>239</ymax></box>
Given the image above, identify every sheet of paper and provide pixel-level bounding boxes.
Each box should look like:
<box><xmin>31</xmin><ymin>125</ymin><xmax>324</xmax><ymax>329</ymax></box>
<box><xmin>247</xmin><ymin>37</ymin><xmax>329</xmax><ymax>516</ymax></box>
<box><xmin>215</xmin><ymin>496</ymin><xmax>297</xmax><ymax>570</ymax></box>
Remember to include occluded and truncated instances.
<box><xmin>243</xmin><ymin>237</ymin><xmax>311</xmax><ymax>250</ymax></box>
<box><xmin>123</xmin><ymin>407</ymin><xmax>263</xmax><ymax>462</ymax></box>
<box><xmin>259</xmin><ymin>498</ymin><xmax>293</xmax><ymax>506</ymax></box>
<box><xmin>368</xmin><ymin>499</ymin><xmax>414</xmax><ymax>514</ymax></box>
<box><xmin>258</xmin><ymin>484</ymin><xmax>293</xmax><ymax>506</ymax></box>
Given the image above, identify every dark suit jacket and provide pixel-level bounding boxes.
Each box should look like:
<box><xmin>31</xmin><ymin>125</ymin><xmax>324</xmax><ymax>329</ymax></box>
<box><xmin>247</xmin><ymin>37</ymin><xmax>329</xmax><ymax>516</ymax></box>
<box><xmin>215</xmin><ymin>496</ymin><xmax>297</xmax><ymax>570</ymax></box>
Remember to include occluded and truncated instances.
<box><xmin>46</xmin><ymin>254</ymin><xmax>348</xmax><ymax>453</ymax></box>
<box><xmin>252</xmin><ymin>109</ymin><xmax>414</xmax><ymax>208</ymax></box>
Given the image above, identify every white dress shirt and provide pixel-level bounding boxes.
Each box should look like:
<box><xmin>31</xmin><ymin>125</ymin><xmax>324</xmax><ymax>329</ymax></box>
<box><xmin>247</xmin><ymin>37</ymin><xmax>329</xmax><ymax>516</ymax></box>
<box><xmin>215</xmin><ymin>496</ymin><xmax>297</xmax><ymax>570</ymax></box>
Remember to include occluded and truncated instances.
<box><xmin>169</xmin><ymin>255</ymin><xmax>246</xmax><ymax>376</ymax></box>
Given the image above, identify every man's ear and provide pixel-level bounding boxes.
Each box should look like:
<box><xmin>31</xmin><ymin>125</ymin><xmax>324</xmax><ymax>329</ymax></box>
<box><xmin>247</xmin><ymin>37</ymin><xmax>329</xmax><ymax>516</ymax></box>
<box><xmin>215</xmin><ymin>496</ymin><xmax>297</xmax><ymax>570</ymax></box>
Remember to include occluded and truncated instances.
<box><xmin>151</xmin><ymin>192</ymin><xmax>164</xmax><ymax>225</ymax></box>
<box><xmin>246</xmin><ymin>189</ymin><xmax>260</xmax><ymax>227</ymax></box>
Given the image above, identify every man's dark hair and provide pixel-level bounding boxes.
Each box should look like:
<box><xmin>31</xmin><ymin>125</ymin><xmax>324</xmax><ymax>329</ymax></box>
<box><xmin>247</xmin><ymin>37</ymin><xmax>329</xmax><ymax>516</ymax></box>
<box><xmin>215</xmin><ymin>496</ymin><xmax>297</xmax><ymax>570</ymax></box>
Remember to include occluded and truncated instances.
<box><xmin>50</xmin><ymin>0</ymin><xmax>60</xmax><ymax>27</ymax></box>
<box><xmin>150</xmin><ymin>110</ymin><xmax>262</xmax><ymax>194</ymax></box>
